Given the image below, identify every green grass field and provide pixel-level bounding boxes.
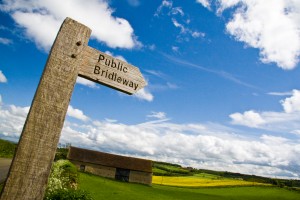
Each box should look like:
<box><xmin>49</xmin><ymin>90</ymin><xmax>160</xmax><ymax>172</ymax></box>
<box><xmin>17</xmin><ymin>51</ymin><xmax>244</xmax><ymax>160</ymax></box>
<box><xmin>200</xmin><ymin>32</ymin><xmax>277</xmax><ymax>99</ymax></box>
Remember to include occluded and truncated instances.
<box><xmin>79</xmin><ymin>173</ymin><xmax>300</xmax><ymax>200</ymax></box>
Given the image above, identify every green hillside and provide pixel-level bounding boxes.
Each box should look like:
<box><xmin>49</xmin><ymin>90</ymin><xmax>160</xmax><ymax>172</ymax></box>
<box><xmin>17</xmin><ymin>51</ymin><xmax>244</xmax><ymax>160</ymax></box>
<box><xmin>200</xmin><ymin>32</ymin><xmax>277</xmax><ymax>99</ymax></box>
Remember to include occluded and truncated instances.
<box><xmin>0</xmin><ymin>139</ymin><xmax>16</xmax><ymax>158</ymax></box>
<box><xmin>152</xmin><ymin>161</ymin><xmax>300</xmax><ymax>188</ymax></box>
<box><xmin>79</xmin><ymin>173</ymin><xmax>300</xmax><ymax>200</ymax></box>
<box><xmin>153</xmin><ymin>161</ymin><xmax>190</xmax><ymax>176</ymax></box>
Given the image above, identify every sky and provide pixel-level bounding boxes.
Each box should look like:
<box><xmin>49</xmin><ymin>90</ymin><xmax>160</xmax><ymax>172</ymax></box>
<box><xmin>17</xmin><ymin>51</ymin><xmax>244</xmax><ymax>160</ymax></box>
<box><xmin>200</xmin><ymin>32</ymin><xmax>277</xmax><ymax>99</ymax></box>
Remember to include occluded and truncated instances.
<box><xmin>0</xmin><ymin>0</ymin><xmax>300</xmax><ymax>179</ymax></box>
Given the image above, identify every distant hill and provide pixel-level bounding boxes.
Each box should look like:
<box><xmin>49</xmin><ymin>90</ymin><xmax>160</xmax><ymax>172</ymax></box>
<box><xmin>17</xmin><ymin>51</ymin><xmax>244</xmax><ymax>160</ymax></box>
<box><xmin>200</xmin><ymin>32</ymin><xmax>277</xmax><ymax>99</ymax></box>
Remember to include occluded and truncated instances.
<box><xmin>153</xmin><ymin>161</ymin><xmax>300</xmax><ymax>189</ymax></box>
<box><xmin>0</xmin><ymin>139</ymin><xmax>16</xmax><ymax>158</ymax></box>
<box><xmin>153</xmin><ymin>161</ymin><xmax>191</xmax><ymax>176</ymax></box>
<box><xmin>0</xmin><ymin>139</ymin><xmax>69</xmax><ymax>161</ymax></box>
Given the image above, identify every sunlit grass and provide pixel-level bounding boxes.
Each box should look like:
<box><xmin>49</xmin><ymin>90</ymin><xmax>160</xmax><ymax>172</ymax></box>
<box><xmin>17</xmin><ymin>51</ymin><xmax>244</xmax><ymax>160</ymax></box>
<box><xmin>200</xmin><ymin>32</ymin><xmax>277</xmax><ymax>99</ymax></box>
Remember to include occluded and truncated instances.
<box><xmin>79</xmin><ymin>173</ymin><xmax>300</xmax><ymax>200</ymax></box>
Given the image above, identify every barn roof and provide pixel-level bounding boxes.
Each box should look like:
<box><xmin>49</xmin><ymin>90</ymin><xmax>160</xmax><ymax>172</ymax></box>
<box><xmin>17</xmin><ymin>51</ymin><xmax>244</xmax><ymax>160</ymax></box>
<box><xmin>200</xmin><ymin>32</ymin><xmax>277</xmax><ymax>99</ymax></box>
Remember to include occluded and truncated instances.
<box><xmin>67</xmin><ymin>146</ymin><xmax>152</xmax><ymax>173</ymax></box>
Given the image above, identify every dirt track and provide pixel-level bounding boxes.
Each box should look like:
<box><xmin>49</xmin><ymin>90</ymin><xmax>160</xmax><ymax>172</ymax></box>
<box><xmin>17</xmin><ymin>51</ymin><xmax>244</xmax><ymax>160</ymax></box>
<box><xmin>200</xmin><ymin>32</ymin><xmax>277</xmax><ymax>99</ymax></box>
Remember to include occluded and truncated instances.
<box><xmin>0</xmin><ymin>158</ymin><xmax>12</xmax><ymax>183</ymax></box>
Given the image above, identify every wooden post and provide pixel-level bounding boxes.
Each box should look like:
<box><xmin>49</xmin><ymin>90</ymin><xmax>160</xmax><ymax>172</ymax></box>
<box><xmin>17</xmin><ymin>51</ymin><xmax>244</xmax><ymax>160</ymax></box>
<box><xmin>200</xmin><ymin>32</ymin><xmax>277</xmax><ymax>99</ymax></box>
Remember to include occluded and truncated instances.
<box><xmin>0</xmin><ymin>16</ymin><xmax>146</xmax><ymax>200</ymax></box>
<box><xmin>0</xmin><ymin>18</ymin><xmax>91</xmax><ymax>200</ymax></box>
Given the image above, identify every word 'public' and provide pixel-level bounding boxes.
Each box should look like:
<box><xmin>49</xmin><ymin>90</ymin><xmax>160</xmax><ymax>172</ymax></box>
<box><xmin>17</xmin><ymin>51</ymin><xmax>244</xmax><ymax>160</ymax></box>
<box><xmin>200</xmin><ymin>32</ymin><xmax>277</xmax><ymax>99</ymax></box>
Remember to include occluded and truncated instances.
<box><xmin>98</xmin><ymin>54</ymin><xmax>128</xmax><ymax>73</ymax></box>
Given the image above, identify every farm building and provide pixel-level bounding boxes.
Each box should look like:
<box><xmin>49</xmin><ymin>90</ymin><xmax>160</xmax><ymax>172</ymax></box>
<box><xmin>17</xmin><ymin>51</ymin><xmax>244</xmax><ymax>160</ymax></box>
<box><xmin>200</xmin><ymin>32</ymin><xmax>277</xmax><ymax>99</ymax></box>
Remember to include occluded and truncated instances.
<box><xmin>67</xmin><ymin>146</ymin><xmax>152</xmax><ymax>185</ymax></box>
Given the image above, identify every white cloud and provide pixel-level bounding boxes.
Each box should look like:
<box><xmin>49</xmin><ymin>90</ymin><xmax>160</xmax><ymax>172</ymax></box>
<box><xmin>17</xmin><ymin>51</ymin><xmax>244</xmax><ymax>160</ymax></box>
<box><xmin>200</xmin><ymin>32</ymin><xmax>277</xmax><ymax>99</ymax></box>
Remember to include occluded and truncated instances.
<box><xmin>148</xmin><ymin>82</ymin><xmax>179</xmax><ymax>92</ymax></box>
<box><xmin>59</xmin><ymin>119</ymin><xmax>300</xmax><ymax>179</ymax></box>
<box><xmin>230</xmin><ymin>89</ymin><xmax>300</xmax><ymax>132</ymax></box>
<box><xmin>9</xmin><ymin>105</ymin><xmax>30</xmax><ymax>118</ymax></box>
<box><xmin>155</xmin><ymin>1</ymin><xmax>203</xmax><ymax>40</ymax></box>
<box><xmin>162</xmin><ymin>0</ymin><xmax>173</xmax><ymax>8</ymax></box>
<box><xmin>0</xmin><ymin>102</ymin><xmax>29</xmax><ymax>138</ymax></box>
<box><xmin>172</xmin><ymin>18</ymin><xmax>186</xmax><ymax>33</ymax></box>
<box><xmin>230</xmin><ymin>110</ymin><xmax>265</xmax><ymax>128</ymax></box>
<box><xmin>155</xmin><ymin>0</ymin><xmax>185</xmax><ymax>17</ymax></box>
<box><xmin>215</xmin><ymin>0</ymin><xmax>240</xmax><ymax>12</ymax></box>
<box><xmin>0</xmin><ymin>71</ymin><xmax>7</xmax><ymax>83</ymax></box>
<box><xmin>104</xmin><ymin>51</ymin><xmax>127</xmax><ymax>62</ymax></box>
<box><xmin>172</xmin><ymin>46</ymin><xmax>179</xmax><ymax>52</ymax></box>
<box><xmin>166</xmin><ymin>82</ymin><xmax>179</xmax><ymax>89</ymax></box>
<box><xmin>104</xmin><ymin>118</ymin><xmax>118</xmax><ymax>123</ymax></box>
<box><xmin>281</xmin><ymin>89</ymin><xmax>300</xmax><ymax>113</ymax></box>
<box><xmin>0</xmin><ymin>37</ymin><xmax>13</xmax><ymax>45</ymax></box>
<box><xmin>133</xmin><ymin>88</ymin><xmax>154</xmax><ymax>102</ymax></box>
<box><xmin>225</xmin><ymin>0</ymin><xmax>300</xmax><ymax>69</ymax></box>
<box><xmin>155</xmin><ymin>0</ymin><xmax>173</xmax><ymax>16</ymax></box>
<box><xmin>1</xmin><ymin>95</ymin><xmax>300</xmax><ymax>179</ymax></box>
<box><xmin>147</xmin><ymin>111</ymin><xmax>167</xmax><ymax>120</ymax></box>
<box><xmin>196</xmin><ymin>0</ymin><xmax>211</xmax><ymax>10</ymax></box>
<box><xmin>171</xmin><ymin>18</ymin><xmax>205</xmax><ymax>39</ymax></box>
<box><xmin>192</xmin><ymin>31</ymin><xmax>205</xmax><ymax>38</ymax></box>
<box><xmin>291</xmin><ymin>130</ymin><xmax>300</xmax><ymax>136</ymax></box>
<box><xmin>144</xmin><ymin>70</ymin><xmax>179</xmax><ymax>91</ymax></box>
<box><xmin>162</xmin><ymin>53</ymin><xmax>257</xmax><ymax>89</ymax></box>
<box><xmin>76</xmin><ymin>77</ymin><xmax>99</xmax><ymax>89</ymax></box>
<box><xmin>171</xmin><ymin>7</ymin><xmax>184</xmax><ymax>16</ymax></box>
<box><xmin>12</xmin><ymin>12</ymin><xmax>61</xmax><ymax>51</ymax></box>
<box><xmin>67</xmin><ymin>105</ymin><xmax>89</xmax><ymax>121</ymax></box>
<box><xmin>267</xmin><ymin>91</ymin><xmax>293</xmax><ymax>96</ymax></box>
<box><xmin>145</xmin><ymin>70</ymin><xmax>166</xmax><ymax>78</ymax></box>
<box><xmin>0</xmin><ymin>0</ymin><xmax>141</xmax><ymax>51</ymax></box>
<box><xmin>196</xmin><ymin>0</ymin><xmax>300</xmax><ymax>69</ymax></box>
<box><xmin>146</xmin><ymin>70</ymin><xmax>173</xmax><ymax>83</ymax></box>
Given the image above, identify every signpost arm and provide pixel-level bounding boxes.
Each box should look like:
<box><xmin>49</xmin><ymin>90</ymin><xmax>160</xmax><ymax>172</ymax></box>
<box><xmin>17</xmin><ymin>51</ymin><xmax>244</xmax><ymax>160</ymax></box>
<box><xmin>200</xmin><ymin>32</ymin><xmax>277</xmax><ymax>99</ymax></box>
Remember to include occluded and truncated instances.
<box><xmin>0</xmin><ymin>18</ymin><xmax>91</xmax><ymax>200</ymax></box>
<box><xmin>78</xmin><ymin>46</ymin><xmax>147</xmax><ymax>94</ymax></box>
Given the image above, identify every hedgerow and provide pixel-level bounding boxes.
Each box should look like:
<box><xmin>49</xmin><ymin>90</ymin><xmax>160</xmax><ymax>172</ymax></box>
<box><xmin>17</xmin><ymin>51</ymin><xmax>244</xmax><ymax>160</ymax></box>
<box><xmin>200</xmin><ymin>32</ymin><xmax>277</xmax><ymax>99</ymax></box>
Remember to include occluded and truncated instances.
<box><xmin>44</xmin><ymin>160</ymin><xmax>92</xmax><ymax>200</ymax></box>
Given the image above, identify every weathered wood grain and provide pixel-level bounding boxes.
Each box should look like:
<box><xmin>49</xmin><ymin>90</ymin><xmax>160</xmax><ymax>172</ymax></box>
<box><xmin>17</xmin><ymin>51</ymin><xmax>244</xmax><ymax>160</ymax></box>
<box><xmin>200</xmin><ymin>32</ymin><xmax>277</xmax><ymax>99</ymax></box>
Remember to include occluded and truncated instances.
<box><xmin>0</xmin><ymin>18</ymin><xmax>91</xmax><ymax>200</ymax></box>
<box><xmin>78</xmin><ymin>46</ymin><xmax>147</xmax><ymax>94</ymax></box>
<box><xmin>0</xmin><ymin>16</ymin><xmax>147</xmax><ymax>200</ymax></box>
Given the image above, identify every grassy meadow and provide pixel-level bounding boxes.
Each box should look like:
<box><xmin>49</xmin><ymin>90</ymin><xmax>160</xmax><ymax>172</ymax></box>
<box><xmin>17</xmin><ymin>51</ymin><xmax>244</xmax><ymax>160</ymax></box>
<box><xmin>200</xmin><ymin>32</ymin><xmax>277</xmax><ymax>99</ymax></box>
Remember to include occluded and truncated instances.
<box><xmin>79</xmin><ymin>173</ymin><xmax>300</xmax><ymax>200</ymax></box>
<box><xmin>0</xmin><ymin>141</ymin><xmax>299</xmax><ymax>199</ymax></box>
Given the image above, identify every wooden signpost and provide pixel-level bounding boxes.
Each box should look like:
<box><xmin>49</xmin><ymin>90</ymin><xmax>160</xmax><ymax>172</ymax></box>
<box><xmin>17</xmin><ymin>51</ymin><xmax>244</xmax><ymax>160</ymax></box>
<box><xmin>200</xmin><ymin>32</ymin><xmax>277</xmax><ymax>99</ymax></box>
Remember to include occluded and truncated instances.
<box><xmin>79</xmin><ymin>46</ymin><xmax>146</xmax><ymax>94</ymax></box>
<box><xmin>0</xmin><ymin>18</ymin><xmax>146</xmax><ymax>200</ymax></box>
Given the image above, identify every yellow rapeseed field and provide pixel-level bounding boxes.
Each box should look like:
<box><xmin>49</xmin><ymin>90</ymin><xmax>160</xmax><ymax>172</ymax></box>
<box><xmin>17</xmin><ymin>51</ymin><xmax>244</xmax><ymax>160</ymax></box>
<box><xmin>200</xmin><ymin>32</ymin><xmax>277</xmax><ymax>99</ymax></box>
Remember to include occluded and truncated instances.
<box><xmin>152</xmin><ymin>175</ymin><xmax>271</xmax><ymax>187</ymax></box>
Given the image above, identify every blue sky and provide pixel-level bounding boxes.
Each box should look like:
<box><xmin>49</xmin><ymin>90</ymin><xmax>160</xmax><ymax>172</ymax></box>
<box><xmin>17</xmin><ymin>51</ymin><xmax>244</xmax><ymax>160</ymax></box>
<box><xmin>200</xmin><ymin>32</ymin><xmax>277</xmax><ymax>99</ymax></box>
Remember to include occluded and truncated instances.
<box><xmin>1</xmin><ymin>0</ymin><xmax>300</xmax><ymax>179</ymax></box>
